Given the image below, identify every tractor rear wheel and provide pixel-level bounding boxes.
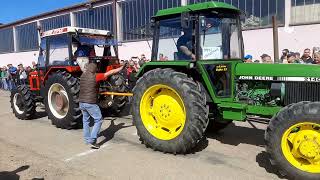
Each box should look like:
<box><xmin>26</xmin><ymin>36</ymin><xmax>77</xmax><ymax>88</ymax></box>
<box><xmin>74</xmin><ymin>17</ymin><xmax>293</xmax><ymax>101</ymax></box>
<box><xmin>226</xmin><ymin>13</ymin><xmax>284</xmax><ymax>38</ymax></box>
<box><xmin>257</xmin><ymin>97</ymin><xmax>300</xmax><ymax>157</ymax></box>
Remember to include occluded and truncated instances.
<box><xmin>132</xmin><ymin>68</ymin><xmax>209</xmax><ymax>154</ymax></box>
<box><xmin>98</xmin><ymin>74</ymin><xmax>129</xmax><ymax>115</ymax></box>
<box><xmin>10</xmin><ymin>85</ymin><xmax>36</xmax><ymax>120</ymax></box>
<box><xmin>108</xmin><ymin>74</ymin><xmax>129</xmax><ymax>114</ymax></box>
<box><xmin>265</xmin><ymin>102</ymin><xmax>320</xmax><ymax>180</ymax></box>
<box><xmin>44</xmin><ymin>71</ymin><xmax>81</xmax><ymax>129</ymax></box>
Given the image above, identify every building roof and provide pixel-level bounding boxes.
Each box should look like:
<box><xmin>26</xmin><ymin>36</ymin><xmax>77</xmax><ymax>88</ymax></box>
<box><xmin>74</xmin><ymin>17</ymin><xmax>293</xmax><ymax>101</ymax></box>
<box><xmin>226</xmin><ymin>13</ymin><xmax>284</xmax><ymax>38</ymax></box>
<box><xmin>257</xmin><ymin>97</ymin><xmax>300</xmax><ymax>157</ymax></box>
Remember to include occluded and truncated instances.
<box><xmin>0</xmin><ymin>0</ymin><xmax>110</xmax><ymax>29</ymax></box>
<box><xmin>41</xmin><ymin>26</ymin><xmax>112</xmax><ymax>37</ymax></box>
<box><xmin>155</xmin><ymin>1</ymin><xmax>239</xmax><ymax>17</ymax></box>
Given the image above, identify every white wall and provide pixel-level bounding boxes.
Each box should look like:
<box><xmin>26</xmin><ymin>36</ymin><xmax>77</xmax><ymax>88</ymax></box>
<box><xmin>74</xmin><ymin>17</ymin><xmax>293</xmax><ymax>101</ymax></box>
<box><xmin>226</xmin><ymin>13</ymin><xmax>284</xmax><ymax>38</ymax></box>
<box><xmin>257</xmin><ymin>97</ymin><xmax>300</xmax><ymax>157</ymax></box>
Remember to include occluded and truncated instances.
<box><xmin>243</xmin><ymin>24</ymin><xmax>320</xmax><ymax>61</ymax></box>
<box><xmin>1</xmin><ymin>23</ymin><xmax>320</xmax><ymax>65</ymax></box>
<box><xmin>118</xmin><ymin>24</ymin><xmax>320</xmax><ymax>61</ymax></box>
<box><xmin>0</xmin><ymin>51</ymin><xmax>38</xmax><ymax>67</ymax></box>
<box><xmin>118</xmin><ymin>40</ymin><xmax>153</xmax><ymax>60</ymax></box>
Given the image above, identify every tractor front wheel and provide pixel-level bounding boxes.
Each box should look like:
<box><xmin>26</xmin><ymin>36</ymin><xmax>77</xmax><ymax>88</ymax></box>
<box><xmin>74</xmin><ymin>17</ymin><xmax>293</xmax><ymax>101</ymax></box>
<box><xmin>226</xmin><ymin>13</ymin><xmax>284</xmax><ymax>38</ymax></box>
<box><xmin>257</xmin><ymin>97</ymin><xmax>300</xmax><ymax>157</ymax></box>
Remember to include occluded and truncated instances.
<box><xmin>265</xmin><ymin>102</ymin><xmax>320</xmax><ymax>180</ymax></box>
<box><xmin>132</xmin><ymin>68</ymin><xmax>209</xmax><ymax>154</ymax></box>
<box><xmin>44</xmin><ymin>71</ymin><xmax>81</xmax><ymax>129</ymax></box>
<box><xmin>10</xmin><ymin>85</ymin><xmax>36</xmax><ymax>120</ymax></box>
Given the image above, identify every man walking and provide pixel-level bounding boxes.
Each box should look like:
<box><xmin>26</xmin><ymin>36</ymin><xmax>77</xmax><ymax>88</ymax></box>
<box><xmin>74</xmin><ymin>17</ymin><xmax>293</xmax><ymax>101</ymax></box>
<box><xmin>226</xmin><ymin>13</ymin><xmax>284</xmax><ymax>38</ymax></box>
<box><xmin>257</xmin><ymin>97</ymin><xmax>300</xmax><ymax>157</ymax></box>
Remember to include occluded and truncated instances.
<box><xmin>79</xmin><ymin>63</ymin><xmax>125</xmax><ymax>149</ymax></box>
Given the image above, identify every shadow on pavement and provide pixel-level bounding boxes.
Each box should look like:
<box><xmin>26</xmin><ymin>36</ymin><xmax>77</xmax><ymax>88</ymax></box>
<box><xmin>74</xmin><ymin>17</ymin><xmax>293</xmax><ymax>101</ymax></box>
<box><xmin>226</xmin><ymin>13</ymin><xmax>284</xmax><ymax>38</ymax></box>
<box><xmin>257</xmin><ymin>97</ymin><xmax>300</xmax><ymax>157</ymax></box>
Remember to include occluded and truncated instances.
<box><xmin>101</xmin><ymin>104</ymin><xmax>132</xmax><ymax>118</ymax></box>
<box><xmin>256</xmin><ymin>151</ymin><xmax>285</xmax><ymax>179</ymax></box>
<box><xmin>189</xmin><ymin>137</ymin><xmax>209</xmax><ymax>154</ymax></box>
<box><xmin>0</xmin><ymin>165</ymin><xmax>29</xmax><ymax>180</ymax></box>
<box><xmin>206</xmin><ymin>122</ymin><xmax>265</xmax><ymax>147</ymax></box>
<box><xmin>33</xmin><ymin>111</ymin><xmax>47</xmax><ymax>119</ymax></box>
<box><xmin>98</xmin><ymin>120</ymin><xmax>132</xmax><ymax>146</ymax></box>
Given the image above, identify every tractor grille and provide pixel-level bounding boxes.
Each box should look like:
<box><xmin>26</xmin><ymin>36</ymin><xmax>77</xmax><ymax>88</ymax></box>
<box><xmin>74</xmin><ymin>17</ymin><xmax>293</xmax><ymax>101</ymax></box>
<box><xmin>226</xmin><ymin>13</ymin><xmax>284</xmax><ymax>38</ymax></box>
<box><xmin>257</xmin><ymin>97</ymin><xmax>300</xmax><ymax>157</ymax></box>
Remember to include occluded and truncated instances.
<box><xmin>32</xmin><ymin>79</ymin><xmax>37</xmax><ymax>88</ymax></box>
<box><xmin>284</xmin><ymin>82</ymin><xmax>320</xmax><ymax>105</ymax></box>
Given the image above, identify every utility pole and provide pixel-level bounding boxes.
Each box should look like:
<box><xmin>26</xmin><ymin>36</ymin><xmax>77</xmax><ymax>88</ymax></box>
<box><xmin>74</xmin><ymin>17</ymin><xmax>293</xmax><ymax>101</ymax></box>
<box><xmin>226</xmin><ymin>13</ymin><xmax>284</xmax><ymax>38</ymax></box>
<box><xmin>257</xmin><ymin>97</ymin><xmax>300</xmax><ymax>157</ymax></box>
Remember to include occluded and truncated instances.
<box><xmin>272</xmin><ymin>15</ymin><xmax>279</xmax><ymax>63</ymax></box>
<box><xmin>112</xmin><ymin>0</ymin><xmax>118</xmax><ymax>40</ymax></box>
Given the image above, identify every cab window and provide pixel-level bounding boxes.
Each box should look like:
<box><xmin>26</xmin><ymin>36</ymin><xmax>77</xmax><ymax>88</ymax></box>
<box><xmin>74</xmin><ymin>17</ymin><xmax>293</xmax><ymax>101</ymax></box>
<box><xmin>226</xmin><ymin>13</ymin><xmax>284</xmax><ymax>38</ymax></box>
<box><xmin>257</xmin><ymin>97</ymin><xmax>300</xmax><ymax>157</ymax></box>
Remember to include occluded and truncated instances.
<box><xmin>156</xmin><ymin>16</ymin><xmax>194</xmax><ymax>61</ymax></box>
<box><xmin>199</xmin><ymin>15</ymin><xmax>241</xmax><ymax>60</ymax></box>
<box><xmin>48</xmin><ymin>34</ymin><xmax>70</xmax><ymax>66</ymax></box>
<box><xmin>38</xmin><ymin>38</ymin><xmax>46</xmax><ymax>68</ymax></box>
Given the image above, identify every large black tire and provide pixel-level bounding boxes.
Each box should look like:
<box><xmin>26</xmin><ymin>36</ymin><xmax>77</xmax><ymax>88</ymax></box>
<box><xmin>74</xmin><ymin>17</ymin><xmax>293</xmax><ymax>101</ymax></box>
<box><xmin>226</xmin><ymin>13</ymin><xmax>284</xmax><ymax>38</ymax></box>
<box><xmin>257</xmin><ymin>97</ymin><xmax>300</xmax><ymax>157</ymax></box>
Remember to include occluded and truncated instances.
<box><xmin>132</xmin><ymin>68</ymin><xmax>209</xmax><ymax>154</ymax></box>
<box><xmin>10</xmin><ymin>85</ymin><xmax>36</xmax><ymax>120</ymax></box>
<box><xmin>98</xmin><ymin>74</ymin><xmax>129</xmax><ymax>115</ymax></box>
<box><xmin>44</xmin><ymin>71</ymin><xmax>81</xmax><ymax>129</ymax></box>
<box><xmin>265</xmin><ymin>102</ymin><xmax>320</xmax><ymax>180</ymax></box>
<box><xmin>108</xmin><ymin>74</ymin><xmax>129</xmax><ymax>114</ymax></box>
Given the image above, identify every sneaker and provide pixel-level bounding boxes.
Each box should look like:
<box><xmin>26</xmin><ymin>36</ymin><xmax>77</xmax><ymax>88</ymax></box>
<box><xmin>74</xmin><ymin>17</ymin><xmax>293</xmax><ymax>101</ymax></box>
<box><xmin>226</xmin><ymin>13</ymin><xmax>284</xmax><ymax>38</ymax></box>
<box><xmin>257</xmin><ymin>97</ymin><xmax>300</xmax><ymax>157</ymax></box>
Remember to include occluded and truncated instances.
<box><xmin>90</xmin><ymin>143</ymin><xmax>100</xmax><ymax>149</ymax></box>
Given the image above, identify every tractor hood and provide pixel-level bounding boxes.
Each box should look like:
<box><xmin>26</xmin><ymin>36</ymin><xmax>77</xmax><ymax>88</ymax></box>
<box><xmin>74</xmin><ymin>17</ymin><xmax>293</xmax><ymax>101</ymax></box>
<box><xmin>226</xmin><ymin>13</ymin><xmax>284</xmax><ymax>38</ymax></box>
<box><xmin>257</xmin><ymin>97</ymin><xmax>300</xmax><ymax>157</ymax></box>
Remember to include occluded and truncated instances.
<box><xmin>235</xmin><ymin>63</ymin><xmax>320</xmax><ymax>81</ymax></box>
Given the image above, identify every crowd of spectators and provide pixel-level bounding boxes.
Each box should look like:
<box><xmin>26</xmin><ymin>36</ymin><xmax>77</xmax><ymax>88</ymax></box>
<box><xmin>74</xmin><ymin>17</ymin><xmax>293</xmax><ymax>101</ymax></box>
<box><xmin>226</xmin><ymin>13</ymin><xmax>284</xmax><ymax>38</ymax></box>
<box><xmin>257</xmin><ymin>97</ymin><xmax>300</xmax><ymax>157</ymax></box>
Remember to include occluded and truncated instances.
<box><xmin>0</xmin><ymin>62</ymin><xmax>36</xmax><ymax>91</ymax></box>
<box><xmin>119</xmin><ymin>54</ymin><xmax>150</xmax><ymax>90</ymax></box>
<box><xmin>1</xmin><ymin>47</ymin><xmax>319</xmax><ymax>91</ymax></box>
<box><xmin>244</xmin><ymin>47</ymin><xmax>320</xmax><ymax>64</ymax></box>
<box><xmin>0</xmin><ymin>53</ymin><xmax>150</xmax><ymax>92</ymax></box>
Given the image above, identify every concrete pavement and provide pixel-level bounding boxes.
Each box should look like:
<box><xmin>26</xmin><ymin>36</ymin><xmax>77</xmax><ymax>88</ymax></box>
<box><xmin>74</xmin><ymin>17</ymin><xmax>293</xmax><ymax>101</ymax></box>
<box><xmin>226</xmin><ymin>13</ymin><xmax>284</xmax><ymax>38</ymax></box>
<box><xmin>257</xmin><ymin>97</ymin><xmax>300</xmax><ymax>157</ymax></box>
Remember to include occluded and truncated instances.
<box><xmin>0</xmin><ymin>90</ymin><xmax>283</xmax><ymax>180</ymax></box>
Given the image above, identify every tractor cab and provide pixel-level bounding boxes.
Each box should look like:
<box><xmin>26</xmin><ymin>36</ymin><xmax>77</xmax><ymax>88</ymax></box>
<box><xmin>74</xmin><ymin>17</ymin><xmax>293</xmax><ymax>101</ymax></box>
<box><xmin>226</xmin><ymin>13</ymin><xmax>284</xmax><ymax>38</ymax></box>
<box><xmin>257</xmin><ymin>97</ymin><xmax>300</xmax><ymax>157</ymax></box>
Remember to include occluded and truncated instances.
<box><xmin>145</xmin><ymin>2</ymin><xmax>244</xmax><ymax>98</ymax></box>
<box><xmin>37</xmin><ymin>27</ymin><xmax>119</xmax><ymax>73</ymax></box>
<box><xmin>151</xmin><ymin>3</ymin><xmax>244</xmax><ymax>62</ymax></box>
<box><xmin>30</xmin><ymin>27</ymin><xmax>120</xmax><ymax>91</ymax></box>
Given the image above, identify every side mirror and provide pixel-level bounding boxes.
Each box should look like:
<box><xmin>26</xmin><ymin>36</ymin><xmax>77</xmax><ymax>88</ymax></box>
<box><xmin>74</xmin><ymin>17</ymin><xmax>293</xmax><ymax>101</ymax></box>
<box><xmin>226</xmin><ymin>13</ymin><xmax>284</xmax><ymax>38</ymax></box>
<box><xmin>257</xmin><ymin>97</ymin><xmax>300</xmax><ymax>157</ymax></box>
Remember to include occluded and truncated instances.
<box><xmin>181</xmin><ymin>12</ymin><xmax>190</xmax><ymax>29</ymax></box>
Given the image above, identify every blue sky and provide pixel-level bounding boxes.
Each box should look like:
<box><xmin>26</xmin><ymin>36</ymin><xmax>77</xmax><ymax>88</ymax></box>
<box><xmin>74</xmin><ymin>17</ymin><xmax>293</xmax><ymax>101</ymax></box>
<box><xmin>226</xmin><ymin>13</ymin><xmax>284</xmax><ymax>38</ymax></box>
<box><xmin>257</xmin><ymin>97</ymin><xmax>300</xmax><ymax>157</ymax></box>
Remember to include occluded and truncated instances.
<box><xmin>0</xmin><ymin>0</ymin><xmax>85</xmax><ymax>24</ymax></box>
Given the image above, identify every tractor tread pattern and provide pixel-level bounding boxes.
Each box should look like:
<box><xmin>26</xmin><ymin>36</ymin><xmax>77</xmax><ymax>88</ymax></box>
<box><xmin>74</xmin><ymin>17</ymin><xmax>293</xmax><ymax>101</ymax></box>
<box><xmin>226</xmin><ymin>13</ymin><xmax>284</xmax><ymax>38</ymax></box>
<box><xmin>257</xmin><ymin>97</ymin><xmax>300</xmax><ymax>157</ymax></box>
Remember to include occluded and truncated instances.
<box><xmin>10</xmin><ymin>85</ymin><xmax>36</xmax><ymax>120</ymax></box>
<box><xmin>44</xmin><ymin>71</ymin><xmax>81</xmax><ymax>129</ymax></box>
<box><xmin>107</xmin><ymin>74</ymin><xmax>130</xmax><ymax>114</ymax></box>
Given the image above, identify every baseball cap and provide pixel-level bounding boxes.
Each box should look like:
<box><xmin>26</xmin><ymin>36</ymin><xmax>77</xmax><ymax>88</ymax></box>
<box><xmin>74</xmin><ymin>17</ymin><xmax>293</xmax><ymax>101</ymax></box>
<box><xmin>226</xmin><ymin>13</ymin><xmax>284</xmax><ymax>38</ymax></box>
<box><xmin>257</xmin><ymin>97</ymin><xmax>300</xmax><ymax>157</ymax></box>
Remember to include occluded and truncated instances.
<box><xmin>244</xmin><ymin>55</ymin><xmax>253</xmax><ymax>59</ymax></box>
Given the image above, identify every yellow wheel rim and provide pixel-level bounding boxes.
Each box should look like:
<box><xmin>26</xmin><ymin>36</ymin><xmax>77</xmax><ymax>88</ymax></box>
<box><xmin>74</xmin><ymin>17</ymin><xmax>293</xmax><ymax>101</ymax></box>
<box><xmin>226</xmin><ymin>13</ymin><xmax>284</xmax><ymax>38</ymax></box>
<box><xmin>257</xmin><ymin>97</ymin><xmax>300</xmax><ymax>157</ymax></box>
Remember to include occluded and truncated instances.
<box><xmin>281</xmin><ymin>122</ymin><xmax>320</xmax><ymax>173</ymax></box>
<box><xmin>140</xmin><ymin>84</ymin><xmax>186</xmax><ymax>140</ymax></box>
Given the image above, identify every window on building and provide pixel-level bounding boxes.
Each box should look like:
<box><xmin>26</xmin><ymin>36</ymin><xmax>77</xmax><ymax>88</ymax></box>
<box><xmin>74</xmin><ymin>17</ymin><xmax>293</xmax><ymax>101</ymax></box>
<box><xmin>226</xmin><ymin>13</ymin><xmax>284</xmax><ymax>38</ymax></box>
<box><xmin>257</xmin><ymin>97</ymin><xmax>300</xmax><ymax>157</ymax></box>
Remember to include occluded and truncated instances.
<box><xmin>291</xmin><ymin>0</ymin><xmax>320</xmax><ymax>24</ymax></box>
<box><xmin>188</xmin><ymin>0</ymin><xmax>285</xmax><ymax>29</ymax></box>
<box><xmin>120</xmin><ymin>0</ymin><xmax>181</xmax><ymax>41</ymax></box>
<box><xmin>16</xmin><ymin>22</ymin><xmax>39</xmax><ymax>52</ymax></box>
<box><xmin>0</xmin><ymin>28</ymin><xmax>14</xmax><ymax>53</ymax></box>
<box><xmin>40</xmin><ymin>14</ymin><xmax>71</xmax><ymax>32</ymax></box>
<box><xmin>75</xmin><ymin>5</ymin><xmax>113</xmax><ymax>31</ymax></box>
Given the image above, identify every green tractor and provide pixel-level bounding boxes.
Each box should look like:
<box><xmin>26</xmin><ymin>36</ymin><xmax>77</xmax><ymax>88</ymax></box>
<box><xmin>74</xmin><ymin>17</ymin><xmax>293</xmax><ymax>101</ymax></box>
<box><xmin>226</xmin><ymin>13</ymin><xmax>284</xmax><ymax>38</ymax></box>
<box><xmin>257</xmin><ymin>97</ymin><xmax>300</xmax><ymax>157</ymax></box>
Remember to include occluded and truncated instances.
<box><xmin>131</xmin><ymin>2</ymin><xmax>320</xmax><ymax>180</ymax></box>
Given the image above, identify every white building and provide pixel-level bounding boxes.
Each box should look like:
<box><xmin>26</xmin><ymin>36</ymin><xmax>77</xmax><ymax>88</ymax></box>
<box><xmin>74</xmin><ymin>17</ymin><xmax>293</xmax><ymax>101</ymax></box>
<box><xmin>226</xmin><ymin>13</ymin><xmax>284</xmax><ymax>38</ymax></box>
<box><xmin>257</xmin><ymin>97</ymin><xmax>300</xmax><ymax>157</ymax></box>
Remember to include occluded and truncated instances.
<box><xmin>0</xmin><ymin>0</ymin><xmax>319</xmax><ymax>66</ymax></box>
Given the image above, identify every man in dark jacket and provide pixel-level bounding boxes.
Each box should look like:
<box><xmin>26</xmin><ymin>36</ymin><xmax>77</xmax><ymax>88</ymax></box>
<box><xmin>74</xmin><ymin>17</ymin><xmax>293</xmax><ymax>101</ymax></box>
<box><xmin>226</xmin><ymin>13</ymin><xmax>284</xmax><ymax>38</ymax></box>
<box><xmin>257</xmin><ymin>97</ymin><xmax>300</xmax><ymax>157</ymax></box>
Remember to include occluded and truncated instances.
<box><xmin>301</xmin><ymin>48</ymin><xmax>314</xmax><ymax>64</ymax></box>
<box><xmin>7</xmin><ymin>64</ymin><xmax>17</xmax><ymax>90</ymax></box>
<box><xmin>79</xmin><ymin>63</ymin><xmax>125</xmax><ymax>149</ymax></box>
<box><xmin>176</xmin><ymin>28</ymin><xmax>195</xmax><ymax>60</ymax></box>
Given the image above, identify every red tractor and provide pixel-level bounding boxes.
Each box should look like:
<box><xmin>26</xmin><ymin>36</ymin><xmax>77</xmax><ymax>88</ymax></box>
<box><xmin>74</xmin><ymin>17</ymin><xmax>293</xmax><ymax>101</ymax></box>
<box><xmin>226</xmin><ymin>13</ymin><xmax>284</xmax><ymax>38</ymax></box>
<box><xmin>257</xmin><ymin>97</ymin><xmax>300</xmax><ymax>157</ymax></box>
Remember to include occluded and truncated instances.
<box><xmin>10</xmin><ymin>27</ymin><xmax>129</xmax><ymax>129</ymax></box>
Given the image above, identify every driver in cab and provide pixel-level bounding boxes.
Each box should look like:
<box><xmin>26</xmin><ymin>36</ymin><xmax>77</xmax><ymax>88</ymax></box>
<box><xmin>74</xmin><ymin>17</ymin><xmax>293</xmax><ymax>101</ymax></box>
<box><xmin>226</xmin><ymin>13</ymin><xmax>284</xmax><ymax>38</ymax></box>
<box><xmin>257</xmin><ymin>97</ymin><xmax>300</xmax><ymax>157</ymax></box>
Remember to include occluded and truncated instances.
<box><xmin>176</xmin><ymin>28</ymin><xmax>195</xmax><ymax>60</ymax></box>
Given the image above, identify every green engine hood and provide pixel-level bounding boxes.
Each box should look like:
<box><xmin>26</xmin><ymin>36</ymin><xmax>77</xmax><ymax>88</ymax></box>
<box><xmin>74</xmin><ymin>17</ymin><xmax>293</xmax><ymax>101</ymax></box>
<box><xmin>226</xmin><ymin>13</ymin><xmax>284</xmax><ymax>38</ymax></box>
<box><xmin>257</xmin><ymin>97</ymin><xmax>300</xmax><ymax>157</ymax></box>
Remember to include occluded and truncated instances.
<box><xmin>235</xmin><ymin>63</ymin><xmax>320</xmax><ymax>78</ymax></box>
